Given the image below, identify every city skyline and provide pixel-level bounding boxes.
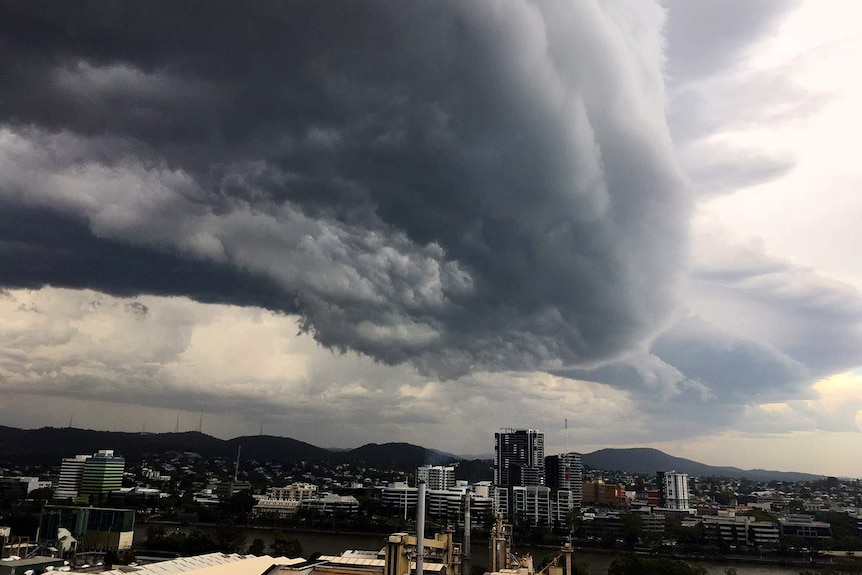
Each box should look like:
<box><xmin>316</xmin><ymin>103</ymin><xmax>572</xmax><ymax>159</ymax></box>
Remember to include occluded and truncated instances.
<box><xmin>2</xmin><ymin>1</ymin><xmax>862</xmax><ymax>478</ymax></box>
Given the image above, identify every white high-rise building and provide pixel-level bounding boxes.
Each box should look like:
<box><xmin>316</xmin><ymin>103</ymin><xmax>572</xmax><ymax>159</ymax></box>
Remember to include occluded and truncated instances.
<box><xmin>657</xmin><ymin>471</ymin><xmax>690</xmax><ymax>510</ymax></box>
<box><xmin>544</xmin><ymin>452</ymin><xmax>583</xmax><ymax>509</ymax></box>
<box><xmin>417</xmin><ymin>465</ymin><xmax>455</xmax><ymax>490</ymax></box>
<box><xmin>54</xmin><ymin>454</ymin><xmax>89</xmax><ymax>500</ymax></box>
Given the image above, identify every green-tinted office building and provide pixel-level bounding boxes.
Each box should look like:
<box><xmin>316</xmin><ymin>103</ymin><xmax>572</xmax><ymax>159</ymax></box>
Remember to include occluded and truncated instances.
<box><xmin>77</xmin><ymin>450</ymin><xmax>124</xmax><ymax>503</ymax></box>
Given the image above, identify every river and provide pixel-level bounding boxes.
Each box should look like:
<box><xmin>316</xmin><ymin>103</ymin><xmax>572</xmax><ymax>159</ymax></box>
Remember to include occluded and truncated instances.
<box><xmin>134</xmin><ymin>525</ymin><xmax>823</xmax><ymax>575</ymax></box>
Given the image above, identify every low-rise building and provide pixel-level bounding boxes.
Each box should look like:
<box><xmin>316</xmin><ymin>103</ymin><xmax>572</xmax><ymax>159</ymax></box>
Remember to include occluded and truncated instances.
<box><xmin>302</xmin><ymin>493</ymin><xmax>360</xmax><ymax>516</ymax></box>
<box><xmin>0</xmin><ymin>477</ymin><xmax>52</xmax><ymax>499</ymax></box>
<box><xmin>38</xmin><ymin>505</ymin><xmax>135</xmax><ymax>552</ymax></box>
<box><xmin>255</xmin><ymin>483</ymin><xmax>319</xmax><ymax>517</ymax></box>
<box><xmin>582</xmin><ymin>478</ymin><xmax>625</xmax><ymax>506</ymax></box>
<box><xmin>778</xmin><ymin>516</ymin><xmax>832</xmax><ymax>541</ymax></box>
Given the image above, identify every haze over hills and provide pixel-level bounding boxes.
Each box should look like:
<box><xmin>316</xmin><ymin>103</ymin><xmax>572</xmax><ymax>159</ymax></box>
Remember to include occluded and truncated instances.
<box><xmin>0</xmin><ymin>426</ymin><xmax>824</xmax><ymax>481</ymax></box>
<box><xmin>580</xmin><ymin>448</ymin><xmax>825</xmax><ymax>482</ymax></box>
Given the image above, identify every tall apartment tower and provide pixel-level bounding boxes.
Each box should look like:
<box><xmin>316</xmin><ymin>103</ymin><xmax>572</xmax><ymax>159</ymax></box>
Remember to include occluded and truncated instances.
<box><xmin>494</xmin><ymin>429</ymin><xmax>545</xmax><ymax>487</ymax></box>
<box><xmin>55</xmin><ymin>455</ymin><xmax>89</xmax><ymax>500</ymax></box>
<box><xmin>657</xmin><ymin>470</ymin><xmax>690</xmax><ymax>510</ymax></box>
<box><xmin>416</xmin><ymin>465</ymin><xmax>455</xmax><ymax>491</ymax></box>
<box><xmin>79</xmin><ymin>450</ymin><xmax>125</xmax><ymax>503</ymax></box>
<box><xmin>545</xmin><ymin>453</ymin><xmax>583</xmax><ymax>502</ymax></box>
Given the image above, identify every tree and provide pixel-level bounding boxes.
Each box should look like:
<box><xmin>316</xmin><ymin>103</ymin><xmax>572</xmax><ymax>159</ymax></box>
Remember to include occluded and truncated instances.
<box><xmin>247</xmin><ymin>538</ymin><xmax>266</xmax><ymax>555</ymax></box>
<box><xmin>620</xmin><ymin>513</ymin><xmax>644</xmax><ymax>548</ymax></box>
<box><xmin>27</xmin><ymin>487</ymin><xmax>54</xmax><ymax>501</ymax></box>
<box><xmin>270</xmin><ymin>531</ymin><xmax>303</xmax><ymax>558</ymax></box>
<box><xmin>213</xmin><ymin>523</ymin><xmax>246</xmax><ymax>553</ymax></box>
<box><xmin>529</xmin><ymin>526</ymin><xmax>548</xmax><ymax>546</ymax></box>
<box><xmin>222</xmin><ymin>489</ymin><xmax>257</xmax><ymax>519</ymax></box>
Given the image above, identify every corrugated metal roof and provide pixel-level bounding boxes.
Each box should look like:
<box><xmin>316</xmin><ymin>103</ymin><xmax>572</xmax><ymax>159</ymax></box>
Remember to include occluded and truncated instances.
<box><xmin>101</xmin><ymin>554</ymin><xmax>305</xmax><ymax>575</ymax></box>
<box><xmin>316</xmin><ymin>557</ymin><xmax>384</xmax><ymax>567</ymax></box>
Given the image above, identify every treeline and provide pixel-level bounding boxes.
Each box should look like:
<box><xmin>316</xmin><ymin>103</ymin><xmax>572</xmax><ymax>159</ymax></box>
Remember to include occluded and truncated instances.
<box><xmin>141</xmin><ymin>525</ymin><xmax>303</xmax><ymax>557</ymax></box>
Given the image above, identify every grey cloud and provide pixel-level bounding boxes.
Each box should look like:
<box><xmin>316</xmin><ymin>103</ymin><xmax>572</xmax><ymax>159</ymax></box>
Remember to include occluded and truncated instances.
<box><xmin>649</xmin><ymin>314</ymin><xmax>811</xmax><ymax>403</ymax></box>
<box><xmin>663</xmin><ymin>0</ymin><xmax>799</xmax><ymax>83</ymax></box>
<box><xmin>124</xmin><ymin>301</ymin><xmax>149</xmax><ymax>317</ymax></box>
<box><xmin>555</xmin><ymin>242</ymin><xmax>862</xmax><ymax>440</ymax></box>
<box><xmin>680</xmin><ymin>146</ymin><xmax>796</xmax><ymax>197</ymax></box>
<box><xmin>0</xmin><ymin>1</ymin><xmax>688</xmax><ymax>377</ymax></box>
<box><xmin>663</xmin><ymin>1</ymin><xmax>819</xmax><ymax>199</ymax></box>
<box><xmin>693</xmin><ymin>258</ymin><xmax>862</xmax><ymax>373</ymax></box>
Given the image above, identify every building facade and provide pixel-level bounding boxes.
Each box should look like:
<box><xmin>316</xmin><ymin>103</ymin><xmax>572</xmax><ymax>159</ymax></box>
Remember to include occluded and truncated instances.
<box><xmin>494</xmin><ymin>429</ymin><xmax>544</xmax><ymax>487</ymax></box>
<box><xmin>656</xmin><ymin>471</ymin><xmax>690</xmax><ymax>510</ymax></box>
<box><xmin>511</xmin><ymin>485</ymin><xmax>551</xmax><ymax>526</ymax></box>
<box><xmin>39</xmin><ymin>505</ymin><xmax>135</xmax><ymax>552</ymax></box>
<box><xmin>55</xmin><ymin>455</ymin><xmax>89</xmax><ymax>500</ymax></box>
<box><xmin>582</xmin><ymin>478</ymin><xmax>625</xmax><ymax>506</ymax></box>
<box><xmin>79</xmin><ymin>450</ymin><xmax>125</xmax><ymax>503</ymax></box>
<box><xmin>417</xmin><ymin>466</ymin><xmax>455</xmax><ymax>491</ymax></box>
<box><xmin>544</xmin><ymin>452</ymin><xmax>583</xmax><ymax>509</ymax></box>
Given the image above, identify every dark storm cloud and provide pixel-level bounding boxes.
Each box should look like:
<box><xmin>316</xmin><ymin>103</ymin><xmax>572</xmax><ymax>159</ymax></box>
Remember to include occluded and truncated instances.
<box><xmin>0</xmin><ymin>202</ymin><xmax>289</xmax><ymax>310</ymax></box>
<box><xmin>0</xmin><ymin>1</ymin><xmax>689</xmax><ymax>376</ymax></box>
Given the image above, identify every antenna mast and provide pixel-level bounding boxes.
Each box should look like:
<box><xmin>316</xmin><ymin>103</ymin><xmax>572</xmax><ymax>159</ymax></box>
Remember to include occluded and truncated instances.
<box><xmin>565</xmin><ymin>418</ymin><xmax>570</xmax><ymax>487</ymax></box>
<box><xmin>197</xmin><ymin>412</ymin><xmax>203</xmax><ymax>433</ymax></box>
<box><xmin>175</xmin><ymin>412</ymin><xmax>180</xmax><ymax>433</ymax></box>
<box><xmin>234</xmin><ymin>444</ymin><xmax>241</xmax><ymax>482</ymax></box>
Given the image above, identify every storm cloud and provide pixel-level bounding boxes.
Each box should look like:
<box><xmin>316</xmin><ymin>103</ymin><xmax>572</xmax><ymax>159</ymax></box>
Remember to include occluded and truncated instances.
<box><xmin>0</xmin><ymin>0</ymin><xmax>688</xmax><ymax>377</ymax></box>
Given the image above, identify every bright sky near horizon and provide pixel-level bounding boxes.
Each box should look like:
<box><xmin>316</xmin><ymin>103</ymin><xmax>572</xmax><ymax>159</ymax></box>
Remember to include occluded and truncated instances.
<box><xmin>1</xmin><ymin>0</ymin><xmax>861</xmax><ymax>477</ymax></box>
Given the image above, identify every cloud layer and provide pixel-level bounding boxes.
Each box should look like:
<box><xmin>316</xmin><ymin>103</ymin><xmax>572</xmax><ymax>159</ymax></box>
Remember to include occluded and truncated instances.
<box><xmin>0</xmin><ymin>0</ymin><xmax>691</xmax><ymax>377</ymax></box>
<box><xmin>2</xmin><ymin>1</ymin><xmax>862</xmax><ymax>469</ymax></box>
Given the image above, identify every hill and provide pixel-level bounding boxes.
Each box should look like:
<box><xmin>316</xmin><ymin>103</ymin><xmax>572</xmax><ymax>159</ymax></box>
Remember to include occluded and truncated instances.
<box><xmin>580</xmin><ymin>447</ymin><xmax>824</xmax><ymax>482</ymax></box>
<box><xmin>338</xmin><ymin>442</ymin><xmax>459</xmax><ymax>471</ymax></box>
<box><xmin>0</xmin><ymin>426</ymin><xmax>827</xmax><ymax>481</ymax></box>
<box><xmin>0</xmin><ymin>427</ymin><xmax>453</xmax><ymax>470</ymax></box>
<box><xmin>0</xmin><ymin>426</ymin><xmax>225</xmax><ymax>462</ymax></box>
<box><xmin>226</xmin><ymin>435</ymin><xmax>332</xmax><ymax>463</ymax></box>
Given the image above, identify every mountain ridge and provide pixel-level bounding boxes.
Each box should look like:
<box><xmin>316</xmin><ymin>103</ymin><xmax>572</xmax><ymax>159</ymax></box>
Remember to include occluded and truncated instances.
<box><xmin>580</xmin><ymin>447</ymin><xmax>825</xmax><ymax>482</ymax></box>
<box><xmin>0</xmin><ymin>426</ymin><xmax>825</xmax><ymax>481</ymax></box>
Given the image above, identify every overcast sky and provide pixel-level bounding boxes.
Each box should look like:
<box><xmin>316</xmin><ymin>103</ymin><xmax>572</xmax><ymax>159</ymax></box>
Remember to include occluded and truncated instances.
<box><xmin>2</xmin><ymin>0</ymin><xmax>861</xmax><ymax>477</ymax></box>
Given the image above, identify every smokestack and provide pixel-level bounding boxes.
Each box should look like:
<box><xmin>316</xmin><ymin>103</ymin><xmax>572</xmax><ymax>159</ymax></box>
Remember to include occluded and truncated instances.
<box><xmin>416</xmin><ymin>480</ymin><xmax>426</xmax><ymax>575</ymax></box>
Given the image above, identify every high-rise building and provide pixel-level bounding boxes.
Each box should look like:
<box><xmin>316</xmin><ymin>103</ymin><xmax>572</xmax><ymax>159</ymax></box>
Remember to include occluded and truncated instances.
<box><xmin>494</xmin><ymin>428</ymin><xmax>544</xmax><ymax>487</ymax></box>
<box><xmin>55</xmin><ymin>455</ymin><xmax>89</xmax><ymax>500</ymax></box>
<box><xmin>545</xmin><ymin>453</ymin><xmax>583</xmax><ymax>490</ymax></box>
<box><xmin>416</xmin><ymin>465</ymin><xmax>455</xmax><ymax>491</ymax></box>
<box><xmin>545</xmin><ymin>452</ymin><xmax>583</xmax><ymax>509</ymax></box>
<box><xmin>78</xmin><ymin>450</ymin><xmax>125</xmax><ymax>503</ymax></box>
<box><xmin>657</xmin><ymin>471</ymin><xmax>690</xmax><ymax>510</ymax></box>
